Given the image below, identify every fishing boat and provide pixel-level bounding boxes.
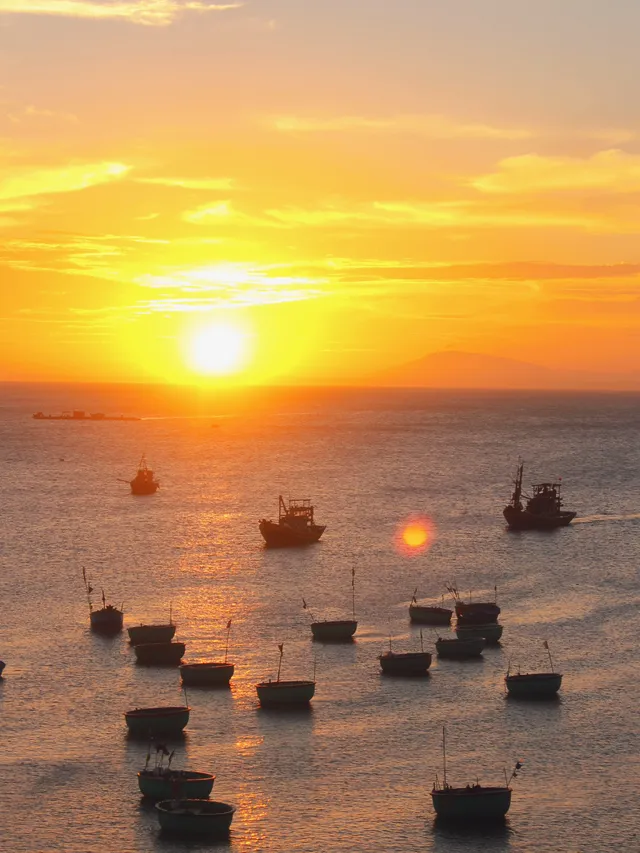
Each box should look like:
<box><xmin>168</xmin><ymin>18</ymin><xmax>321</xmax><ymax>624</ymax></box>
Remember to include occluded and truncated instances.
<box><xmin>308</xmin><ymin>569</ymin><xmax>358</xmax><ymax>642</ymax></box>
<box><xmin>409</xmin><ymin>590</ymin><xmax>452</xmax><ymax>625</ymax></box>
<box><xmin>139</xmin><ymin>769</ymin><xmax>215</xmax><ymax>800</ymax></box>
<box><xmin>504</xmin><ymin>461</ymin><xmax>576</xmax><ymax>530</ymax></box>
<box><xmin>180</xmin><ymin>618</ymin><xmax>235</xmax><ymax>685</ymax></box>
<box><xmin>124</xmin><ymin>706</ymin><xmax>190</xmax><ymax>737</ymax></box>
<box><xmin>431</xmin><ymin>728</ymin><xmax>519</xmax><ymax>823</ymax></box>
<box><xmin>155</xmin><ymin>799</ymin><xmax>235</xmax><ymax>836</ymax></box>
<box><xmin>259</xmin><ymin>495</ymin><xmax>326</xmax><ymax>547</ymax></box>
<box><xmin>83</xmin><ymin>569</ymin><xmax>123</xmax><ymax>635</ymax></box>
<box><xmin>505</xmin><ymin>641</ymin><xmax>562</xmax><ymax>697</ymax></box>
<box><xmin>456</xmin><ymin>623</ymin><xmax>503</xmax><ymax>645</ymax></box>
<box><xmin>436</xmin><ymin>637</ymin><xmax>484</xmax><ymax>659</ymax></box>
<box><xmin>122</xmin><ymin>454</ymin><xmax>159</xmax><ymax>495</ymax></box>
<box><xmin>138</xmin><ymin>747</ymin><xmax>215</xmax><ymax>800</ymax></box>
<box><xmin>379</xmin><ymin>651</ymin><xmax>432</xmax><ymax>676</ymax></box>
<box><xmin>134</xmin><ymin>641</ymin><xmax>186</xmax><ymax>666</ymax></box>
<box><xmin>180</xmin><ymin>662</ymin><xmax>235</xmax><ymax>686</ymax></box>
<box><xmin>128</xmin><ymin>624</ymin><xmax>176</xmax><ymax>645</ymax></box>
<box><xmin>256</xmin><ymin>644</ymin><xmax>316</xmax><ymax>707</ymax></box>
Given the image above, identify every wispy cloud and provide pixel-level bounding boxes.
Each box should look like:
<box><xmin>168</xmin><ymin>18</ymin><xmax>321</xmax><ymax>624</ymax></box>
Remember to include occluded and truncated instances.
<box><xmin>0</xmin><ymin>161</ymin><xmax>130</xmax><ymax>209</ymax></box>
<box><xmin>136</xmin><ymin>176</ymin><xmax>236</xmax><ymax>190</ymax></box>
<box><xmin>0</xmin><ymin>1</ymin><xmax>242</xmax><ymax>26</ymax></box>
<box><xmin>472</xmin><ymin>149</ymin><xmax>640</xmax><ymax>193</ymax></box>
<box><xmin>270</xmin><ymin>114</ymin><xmax>532</xmax><ymax>140</ymax></box>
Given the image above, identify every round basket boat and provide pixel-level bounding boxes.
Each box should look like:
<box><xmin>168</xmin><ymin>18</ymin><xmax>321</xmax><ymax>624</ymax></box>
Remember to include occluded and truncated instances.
<box><xmin>155</xmin><ymin>799</ymin><xmax>235</xmax><ymax>836</ymax></box>
<box><xmin>436</xmin><ymin>638</ymin><xmax>484</xmax><ymax>659</ymax></box>
<box><xmin>256</xmin><ymin>679</ymin><xmax>315</xmax><ymax>707</ymax></box>
<box><xmin>505</xmin><ymin>672</ymin><xmax>562</xmax><ymax>698</ymax></box>
<box><xmin>128</xmin><ymin>624</ymin><xmax>176</xmax><ymax>645</ymax></box>
<box><xmin>124</xmin><ymin>706</ymin><xmax>190</xmax><ymax>737</ymax></box>
<box><xmin>180</xmin><ymin>662</ymin><xmax>235</xmax><ymax>686</ymax></box>
<box><xmin>310</xmin><ymin>620</ymin><xmax>357</xmax><ymax>642</ymax></box>
<box><xmin>379</xmin><ymin>651</ymin><xmax>432</xmax><ymax>676</ymax></box>
<box><xmin>456</xmin><ymin>623</ymin><xmax>503</xmax><ymax>644</ymax></box>
<box><xmin>138</xmin><ymin>769</ymin><xmax>215</xmax><ymax>800</ymax></box>
<box><xmin>408</xmin><ymin>604</ymin><xmax>452</xmax><ymax>626</ymax></box>
<box><xmin>134</xmin><ymin>642</ymin><xmax>185</xmax><ymax>666</ymax></box>
<box><xmin>431</xmin><ymin>786</ymin><xmax>512</xmax><ymax>821</ymax></box>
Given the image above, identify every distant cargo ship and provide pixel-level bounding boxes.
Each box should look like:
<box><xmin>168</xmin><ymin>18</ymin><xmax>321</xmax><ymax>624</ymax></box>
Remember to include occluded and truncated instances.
<box><xmin>33</xmin><ymin>410</ymin><xmax>140</xmax><ymax>422</ymax></box>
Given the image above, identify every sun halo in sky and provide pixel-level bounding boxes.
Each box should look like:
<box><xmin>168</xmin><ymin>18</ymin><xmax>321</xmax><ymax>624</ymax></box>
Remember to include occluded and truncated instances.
<box><xmin>187</xmin><ymin>321</ymin><xmax>250</xmax><ymax>376</ymax></box>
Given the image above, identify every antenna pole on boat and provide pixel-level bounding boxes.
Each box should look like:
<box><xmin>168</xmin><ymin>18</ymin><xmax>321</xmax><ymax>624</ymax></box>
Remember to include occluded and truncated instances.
<box><xmin>442</xmin><ymin>726</ymin><xmax>447</xmax><ymax>787</ymax></box>
<box><xmin>351</xmin><ymin>567</ymin><xmax>356</xmax><ymax>620</ymax></box>
<box><xmin>224</xmin><ymin>619</ymin><xmax>232</xmax><ymax>664</ymax></box>
<box><xmin>277</xmin><ymin>644</ymin><xmax>284</xmax><ymax>682</ymax></box>
<box><xmin>169</xmin><ymin>602</ymin><xmax>173</xmax><ymax>625</ymax></box>
<box><xmin>420</xmin><ymin>629</ymin><xmax>424</xmax><ymax>652</ymax></box>
<box><xmin>543</xmin><ymin>640</ymin><xmax>554</xmax><ymax>672</ymax></box>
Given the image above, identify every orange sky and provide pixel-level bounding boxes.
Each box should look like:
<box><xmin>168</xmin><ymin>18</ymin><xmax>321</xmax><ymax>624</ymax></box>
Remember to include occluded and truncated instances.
<box><xmin>2</xmin><ymin>1</ymin><xmax>640</xmax><ymax>386</ymax></box>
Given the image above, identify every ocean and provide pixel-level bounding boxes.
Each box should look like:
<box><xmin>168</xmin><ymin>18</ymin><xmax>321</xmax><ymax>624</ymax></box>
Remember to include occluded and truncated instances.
<box><xmin>0</xmin><ymin>383</ymin><xmax>638</xmax><ymax>853</ymax></box>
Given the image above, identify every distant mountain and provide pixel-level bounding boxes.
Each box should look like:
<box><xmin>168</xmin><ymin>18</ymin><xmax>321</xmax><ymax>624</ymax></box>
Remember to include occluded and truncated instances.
<box><xmin>371</xmin><ymin>350</ymin><xmax>640</xmax><ymax>390</ymax></box>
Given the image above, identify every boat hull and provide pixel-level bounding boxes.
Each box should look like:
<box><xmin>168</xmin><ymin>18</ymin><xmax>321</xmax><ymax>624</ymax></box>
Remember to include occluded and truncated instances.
<box><xmin>431</xmin><ymin>787</ymin><xmax>511</xmax><ymax>821</ymax></box>
<box><xmin>128</xmin><ymin>624</ymin><xmax>176</xmax><ymax>645</ymax></box>
<box><xmin>156</xmin><ymin>800</ymin><xmax>235</xmax><ymax>836</ymax></box>
<box><xmin>134</xmin><ymin>642</ymin><xmax>185</xmax><ymax>666</ymax></box>
<box><xmin>125</xmin><ymin>706</ymin><xmax>190</xmax><ymax>737</ymax></box>
<box><xmin>456</xmin><ymin>623</ymin><xmax>503</xmax><ymax>644</ymax></box>
<box><xmin>259</xmin><ymin>519</ymin><xmax>325</xmax><ymax>547</ymax></box>
<box><xmin>504</xmin><ymin>506</ymin><xmax>576</xmax><ymax>530</ymax></box>
<box><xmin>311</xmin><ymin>620</ymin><xmax>357</xmax><ymax>642</ymax></box>
<box><xmin>130</xmin><ymin>482</ymin><xmax>159</xmax><ymax>495</ymax></box>
<box><xmin>436</xmin><ymin>638</ymin><xmax>484</xmax><ymax>659</ymax></box>
<box><xmin>180</xmin><ymin>662</ymin><xmax>235</xmax><ymax>686</ymax></box>
<box><xmin>379</xmin><ymin>651</ymin><xmax>432</xmax><ymax>676</ymax></box>
<box><xmin>138</xmin><ymin>770</ymin><xmax>215</xmax><ymax>800</ymax></box>
<box><xmin>455</xmin><ymin>602</ymin><xmax>500</xmax><ymax>625</ymax></box>
<box><xmin>506</xmin><ymin>672</ymin><xmax>562</xmax><ymax>697</ymax></box>
<box><xmin>409</xmin><ymin>605</ymin><xmax>452</xmax><ymax>626</ymax></box>
<box><xmin>90</xmin><ymin>608</ymin><xmax>123</xmax><ymax>635</ymax></box>
<box><xmin>256</xmin><ymin>680</ymin><xmax>316</xmax><ymax>707</ymax></box>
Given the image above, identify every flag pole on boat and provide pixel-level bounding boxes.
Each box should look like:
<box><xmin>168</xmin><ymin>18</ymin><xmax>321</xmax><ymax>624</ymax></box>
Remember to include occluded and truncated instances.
<box><xmin>442</xmin><ymin>726</ymin><xmax>448</xmax><ymax>787</ymax></box>
<box><xmin>276</xmin><ymin>644</ymin><xmax>284</xmax><ymax>682</ymax></box>
<box><xmin>543</xmin><ymin>640</ymin><xmax>554</xmax><ymax>672</ymax></box>
<box><xmin>351</xmin><ymin>567</ymin><xmax>356</xmax><ymax>620</ymax></box>
<box><xmin>224</xmin><ymin>619</ymin><xmax>232</xmax><ymax>663</ymax></box>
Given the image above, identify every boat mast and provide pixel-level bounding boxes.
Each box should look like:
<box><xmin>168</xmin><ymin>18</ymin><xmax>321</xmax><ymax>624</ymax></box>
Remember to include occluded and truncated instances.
<box><xmin>351</xmin><ymin>567</ymin><xmax>356</xmax><ymax>620</ymax></box>
<box><xmin>442</xmin><ymin>726</ymin><xmax>448</xmax><ymax>787</ymax></box>
<box><xmin>512</xmin><ymin>462</ymin><xmax>524</xmax><ymax>508</ymax></box>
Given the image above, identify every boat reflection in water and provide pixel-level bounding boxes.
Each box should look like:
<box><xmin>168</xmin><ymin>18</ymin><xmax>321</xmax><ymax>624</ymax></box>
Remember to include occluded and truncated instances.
<box><xmin>259</xmin><ymin>495</ymin><xmax>326</xmax><ymax>547</ymax></box>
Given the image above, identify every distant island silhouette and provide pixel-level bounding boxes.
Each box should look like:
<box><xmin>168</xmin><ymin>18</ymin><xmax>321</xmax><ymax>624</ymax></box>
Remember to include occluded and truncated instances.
<box><xmin>371</xmin><ymin>350</ymin><xmax>640</xmax><ymax>391</ymax></box>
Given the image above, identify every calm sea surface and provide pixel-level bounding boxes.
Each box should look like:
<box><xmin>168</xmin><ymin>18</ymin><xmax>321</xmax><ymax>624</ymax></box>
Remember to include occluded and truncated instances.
<box><xmin>0</xmin><ymin>384</ymin><xmax>638</xmax><ymax>853</ymax></box>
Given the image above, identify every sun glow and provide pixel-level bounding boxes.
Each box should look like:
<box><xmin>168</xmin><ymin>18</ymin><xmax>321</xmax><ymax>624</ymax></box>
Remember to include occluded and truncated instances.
<box><xmin>396</xmin><ymin>516</ymin><xmax>435</xmax><ymax>556</ymax></box>
<box><xmin>187</xmin><ymin>322</ymin><xmax>249</xmax><ymax>376</ymax></box>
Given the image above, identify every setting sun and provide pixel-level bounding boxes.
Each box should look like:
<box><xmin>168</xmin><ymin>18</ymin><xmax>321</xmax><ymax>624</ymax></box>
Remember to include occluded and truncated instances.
<box><xmin>187</xmin><ymin>322</ymin><xmax>249</xmax><ymax>376</ymax></box>
<box><xmin>396</xmin><ymin>516</ymin><xmax>435</xmax><ymax>556</ymax></box>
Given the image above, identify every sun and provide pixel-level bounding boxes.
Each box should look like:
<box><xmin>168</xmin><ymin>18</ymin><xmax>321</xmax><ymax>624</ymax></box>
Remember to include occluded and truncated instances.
<box><xmin>187</xmin><ymin>322</ymin><xmax>249</xmax><ymax>376</ymax></box>
<box><xmin>396</xmin><ymin>515</ymin><xmax>435</xmax><ymax>556</ymax></box>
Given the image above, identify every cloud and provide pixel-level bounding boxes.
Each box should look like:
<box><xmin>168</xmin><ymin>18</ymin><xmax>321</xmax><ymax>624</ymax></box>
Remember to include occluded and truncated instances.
<box><xmin>270</xmin><ymin>114</ymin><xmax>532</xmax><ymax>140</ymax></box>
<box><xmin>4</xmin><ymin>104</ymin><xmax>79</xmax><ymax>124</ymax></box>
<box><xmin>0</xmin><ymin>161</ymin><xmax>130</xmax><ymax>209</ymax></box>
<box><xmin>136</xmin><ymin>176</ymin><xmax>235</xmax><ymax>190</ymax></box>
<box><xmin>0</xmin><ymin>1</ymin><xmax>242</xmax><ymax>26</ymax></box>
<box><xmin>472</xmin><ymin>149</ymin><xmax>640</xmax><ymax>194</ymax></box>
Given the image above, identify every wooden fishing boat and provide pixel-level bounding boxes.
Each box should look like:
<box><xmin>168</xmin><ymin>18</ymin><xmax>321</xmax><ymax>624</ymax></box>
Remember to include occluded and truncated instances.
<box><xmin>504</xmin><ymin>462</ymin><xmax>576</xmax><ymax>530</ymax></box>
<box><xmin>431</xmin><ymin>728</ymin><xmax>520</xmax><ymax>823</ymax></box>
<box><xmin>259</xmin><ymin>495</ymin><xmax>326</xmax><ymax>547</ymax></box>
<box><xmin>456</xmin><ymin>623</ymin><xmax>503</xmax><ymax>644</ymax></box>
<box><xmin>134</xmin><ymin>641</ymin><xmax>185</xmax><ymax>666</ymax></box>
<box><xmin>256</xmin><ymin>679</ymin><xmax>316</xmax><ymax>707</ymax></box>
<box><xmin>505</xmin><ymin>672</ymin><xmax>562</xmax><ymax>698</ymax></box>
<box><xmin>180</xmin><ymin>662</ymin><xmax>235</xmax><ymax>686</ymax></box>
<box><xmin>379</xmin><ymin>651</ymin><xmax>432</xmax><ymax>676</ymax></box>
<box><xmin>155</xmin><ymin>799</ymin><xmax>235</xmax><ymax>836</ymax></box>
<box><xmin>436</xmin><ymin>637</ymin><xmax>484</xmax><ymax>659</ymax></box>
<box><xmin>124</xmin><ymin>706</ymin><xmax>190</xmax><ymax>737</ymax></box>
<box><xmin>138</xmin><ymin>769</ymin><xmax>215</xmax><ymax>800</ymax></box>
<box><xmin>90</xmin><ymin>604</ymin><xmax>124</xmax><ymax>635</ymax></box>
<box><xmin>128</xmin><ymin>624</ymin><xmax>176</xmax><ymax>645</ymax></box>
<box><xmin>409</xmin><ymin>603</ymin><xmax>452</xmax><ymax>626</ymax></box>
<box><xmin>122</xmin><ymin>454</ymin><xmax>159</xmax><ymax>495</ymax></box>
<box><xmin>454</xmin><ymin>601</ymin><xmax>500</xmax><ymax>625</ymax></box>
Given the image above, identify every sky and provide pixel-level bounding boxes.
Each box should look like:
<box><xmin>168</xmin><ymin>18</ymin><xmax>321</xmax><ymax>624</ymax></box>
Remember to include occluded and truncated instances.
<box><xmin>2</xmin><ymin>0</ymin><xmax>640</xmax><ymax>385</ymax></box>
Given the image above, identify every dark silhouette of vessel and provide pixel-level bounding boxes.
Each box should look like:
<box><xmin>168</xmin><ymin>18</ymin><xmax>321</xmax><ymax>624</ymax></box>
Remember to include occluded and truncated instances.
<box><xmin>259</xmin><ymin>496</ymin><xmax>326</xmax><ymax>547</ymax></box>
<box><xmin>33</xmin><ymin>410</ymin><xmax>139</xmax><ymax>421</ymax></box>
<box><xmin>126</xmin><ymin>455</ymin><xmax>159</xmax><ymax>495</ymax></box>
<box><xmin>504</xmin><ymin>462</ymin><xmax>575</xmax><ymax>530</ymax></box>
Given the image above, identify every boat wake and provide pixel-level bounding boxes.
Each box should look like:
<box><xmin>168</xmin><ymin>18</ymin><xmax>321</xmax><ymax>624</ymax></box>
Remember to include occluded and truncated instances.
<box><xmin>573</xmin><ymin>513</ymin><xmax>640</xmax><ymax>524</ymax></box>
